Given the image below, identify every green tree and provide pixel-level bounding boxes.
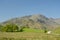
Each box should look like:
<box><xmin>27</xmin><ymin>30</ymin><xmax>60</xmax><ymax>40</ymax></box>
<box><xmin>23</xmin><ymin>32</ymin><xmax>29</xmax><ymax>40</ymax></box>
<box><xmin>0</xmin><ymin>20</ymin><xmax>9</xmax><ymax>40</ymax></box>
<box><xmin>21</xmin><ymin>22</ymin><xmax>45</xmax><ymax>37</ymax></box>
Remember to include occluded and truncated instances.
<box><xmin>1</xmin><ymin>24</ymin><xmax>19</xmax><ymax>32</ymax></box>
<box><xmin>43</xmin><ymin>27</ymin><xmax>47</xmax><ymax>33</ymax></box>
<box><xmin>12</xmin><ymin>24</ymin><xmax>19</xmax><ymax>32</ymax></box>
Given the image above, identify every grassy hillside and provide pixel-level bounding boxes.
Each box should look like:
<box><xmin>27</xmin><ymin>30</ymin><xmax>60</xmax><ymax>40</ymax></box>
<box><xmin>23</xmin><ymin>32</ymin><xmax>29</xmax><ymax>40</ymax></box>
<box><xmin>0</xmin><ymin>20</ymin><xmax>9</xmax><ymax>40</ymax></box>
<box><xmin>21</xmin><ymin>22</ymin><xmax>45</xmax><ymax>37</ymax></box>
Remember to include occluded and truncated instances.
<box><xmin>0</xmin><ymin>32</ymin><xmax>60</xmax><ymax>40</ymax></box>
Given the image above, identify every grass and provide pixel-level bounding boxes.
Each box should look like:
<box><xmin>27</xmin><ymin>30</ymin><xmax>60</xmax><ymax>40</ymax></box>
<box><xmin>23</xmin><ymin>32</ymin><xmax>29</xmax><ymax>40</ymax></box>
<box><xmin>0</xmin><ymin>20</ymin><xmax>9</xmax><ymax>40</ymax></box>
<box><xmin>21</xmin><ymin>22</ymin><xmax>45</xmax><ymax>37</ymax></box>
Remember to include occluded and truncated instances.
<box><xmin>53</xmin><ymin>27</ymin><xmax>60</xmax><ymax>34</ymax></box>
<box><xmin>0</xmin><ymin>32</ymin><xmax>60</xmax><ymax>40</ymax></box>
<box><xmin>0</xmin><ymin>28</ymin><xmax>60</xmax><ymax>40</ymax></box>
<box><xmin>23</xmin><ymin>28</ymin><xmax>44</xmax><ymax>32</ymax></box>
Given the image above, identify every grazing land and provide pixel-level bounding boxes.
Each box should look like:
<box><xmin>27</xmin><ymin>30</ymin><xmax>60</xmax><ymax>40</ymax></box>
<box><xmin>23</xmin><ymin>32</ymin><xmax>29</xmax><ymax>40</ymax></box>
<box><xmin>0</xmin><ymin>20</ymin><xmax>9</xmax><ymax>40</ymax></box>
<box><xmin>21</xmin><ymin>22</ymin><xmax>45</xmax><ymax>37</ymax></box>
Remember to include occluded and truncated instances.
<box><xmin>0</xmin><ymin>32</ymin><xmax>60</xmax><ymax>40</ymax></box>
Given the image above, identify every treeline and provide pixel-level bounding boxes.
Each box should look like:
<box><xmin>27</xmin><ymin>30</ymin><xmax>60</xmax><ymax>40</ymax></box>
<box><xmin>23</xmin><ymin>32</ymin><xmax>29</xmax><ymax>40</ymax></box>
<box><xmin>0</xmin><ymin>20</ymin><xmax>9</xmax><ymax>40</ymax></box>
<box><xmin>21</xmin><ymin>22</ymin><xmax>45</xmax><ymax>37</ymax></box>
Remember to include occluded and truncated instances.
<box><xmin>0</xmin><ymin>24</ymin><xmax>25</xmax><ymax>32</ymax></box>
<box><xmin>0</xmin><ymin>24</ymin><xmax>48</xmax><ymax>33</ymax></box>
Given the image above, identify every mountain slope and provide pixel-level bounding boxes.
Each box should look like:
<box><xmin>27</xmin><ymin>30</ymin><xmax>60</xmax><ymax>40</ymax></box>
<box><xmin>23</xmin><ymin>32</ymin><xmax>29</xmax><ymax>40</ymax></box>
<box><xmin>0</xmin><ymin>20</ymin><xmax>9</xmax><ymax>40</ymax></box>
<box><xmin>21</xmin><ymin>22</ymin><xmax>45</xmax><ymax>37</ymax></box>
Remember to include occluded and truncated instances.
<box><xmin>53</xmin><ymin>18</ymin><xmax>60</xmax><ymax>24</ymax></box>
<box><xmin>1</xmin><ymin>14</ymin><xmax>60</xmax><ymax>30</ymax></box>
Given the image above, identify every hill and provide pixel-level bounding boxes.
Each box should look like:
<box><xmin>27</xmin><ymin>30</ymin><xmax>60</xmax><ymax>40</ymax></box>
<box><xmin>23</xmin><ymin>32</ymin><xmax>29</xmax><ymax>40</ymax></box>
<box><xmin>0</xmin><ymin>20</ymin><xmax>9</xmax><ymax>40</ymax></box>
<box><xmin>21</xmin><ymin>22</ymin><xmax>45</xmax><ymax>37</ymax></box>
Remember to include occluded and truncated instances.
<box><xmin>1</xmin><ymin>14</ymin><xmax>60</xmax><ymax>31</ymax></box>
<box><xmin>53</xmin><ymin>18</ymin><xmax>60</xmax><ymax>24</ymax></box>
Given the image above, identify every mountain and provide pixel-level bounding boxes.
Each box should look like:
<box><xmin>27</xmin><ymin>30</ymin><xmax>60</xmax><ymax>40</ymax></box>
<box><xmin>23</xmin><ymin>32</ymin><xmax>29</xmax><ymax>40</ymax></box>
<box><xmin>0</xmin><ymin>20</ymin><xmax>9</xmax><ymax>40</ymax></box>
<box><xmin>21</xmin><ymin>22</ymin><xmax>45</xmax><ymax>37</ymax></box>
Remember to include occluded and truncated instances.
<box><xmin>53</xmin><ymin>18</ymin><xmax>60</xmax><ymax>24</ymax></box>
<box><xmin>1</xmin><ymin>14</ymin><xmax>60</xmax><ymax>30</ymax></box>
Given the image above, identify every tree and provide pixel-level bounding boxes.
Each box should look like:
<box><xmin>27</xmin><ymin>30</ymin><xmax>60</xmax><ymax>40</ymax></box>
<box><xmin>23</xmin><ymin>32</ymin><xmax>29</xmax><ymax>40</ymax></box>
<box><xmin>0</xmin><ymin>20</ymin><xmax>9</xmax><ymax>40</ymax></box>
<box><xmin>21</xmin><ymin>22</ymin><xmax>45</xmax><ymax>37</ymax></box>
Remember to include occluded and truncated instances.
<box><xmin>43</xmin><ymin>27</ymin><xmax>47</xmax><ymax>33</ymax></box>
<box><xmin>1</xmin><ymin>24</ymin><xmax>19</xmax><ymax>32</ymax></box>
<box><xmin>19</xmin><ymin>26</ymin><xmax>29</xmax><ymax>32</ymax></box>
<box><xmin>12</xmin><ymin>24</ymin><xmax>19</xmax><ymax>32</ymax></box>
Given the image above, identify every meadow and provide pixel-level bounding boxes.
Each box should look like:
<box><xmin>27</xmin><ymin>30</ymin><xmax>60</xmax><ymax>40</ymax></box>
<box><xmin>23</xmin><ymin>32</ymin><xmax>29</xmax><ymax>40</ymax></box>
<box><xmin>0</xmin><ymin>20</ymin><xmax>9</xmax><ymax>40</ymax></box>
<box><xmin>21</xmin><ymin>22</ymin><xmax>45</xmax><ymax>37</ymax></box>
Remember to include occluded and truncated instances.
<box><xmin>0</xmin><ymin>26</ymin><xmax>60</xmax><ymax>40</ymax></box>
<box><xmin>0</xmin><ymin>32</ymin><xmax>60</xmax><ymax>40</ymax></box>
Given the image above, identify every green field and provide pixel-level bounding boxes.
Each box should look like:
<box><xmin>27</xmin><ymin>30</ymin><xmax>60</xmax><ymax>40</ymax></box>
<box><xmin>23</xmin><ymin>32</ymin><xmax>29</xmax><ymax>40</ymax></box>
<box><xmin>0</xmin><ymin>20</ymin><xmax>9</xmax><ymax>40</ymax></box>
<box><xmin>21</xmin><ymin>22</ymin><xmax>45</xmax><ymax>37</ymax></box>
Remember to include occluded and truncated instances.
<box><xmin>23</xmin><ymin>28</ymin><xmax>44</xmax><ymax>32</ymax></box>
<box><xmin>0</xmin><ymin>32</ymin><xmax>60</xmax><ymax>40</ymax></box>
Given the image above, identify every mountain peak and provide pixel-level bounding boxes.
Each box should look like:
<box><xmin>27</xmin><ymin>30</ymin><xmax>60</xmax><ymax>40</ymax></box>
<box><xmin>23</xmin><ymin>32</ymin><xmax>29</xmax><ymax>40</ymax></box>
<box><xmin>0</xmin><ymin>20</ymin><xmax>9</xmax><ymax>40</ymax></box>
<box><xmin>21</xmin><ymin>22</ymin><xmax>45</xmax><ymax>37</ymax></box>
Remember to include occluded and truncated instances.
<box><xmin>31</xmin><ymin>14</ymin><xmax>45</xmax><ymax>17</ymax></box>
<box><xmin>1</xmin><ymin>14</ymin><xmax>60</xmax><ymax>30</ymax></box>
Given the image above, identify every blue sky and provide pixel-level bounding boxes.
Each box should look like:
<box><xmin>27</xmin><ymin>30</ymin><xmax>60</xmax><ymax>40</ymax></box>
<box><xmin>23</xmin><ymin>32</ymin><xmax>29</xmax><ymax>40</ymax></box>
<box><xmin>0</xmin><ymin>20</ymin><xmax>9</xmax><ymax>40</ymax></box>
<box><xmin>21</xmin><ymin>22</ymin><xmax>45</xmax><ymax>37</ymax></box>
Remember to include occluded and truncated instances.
<box><xmin>0</xmin><ymin>0</ymin><xmax>60</xmax><ymax>22</ymax></box>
